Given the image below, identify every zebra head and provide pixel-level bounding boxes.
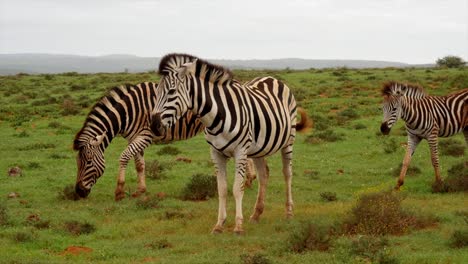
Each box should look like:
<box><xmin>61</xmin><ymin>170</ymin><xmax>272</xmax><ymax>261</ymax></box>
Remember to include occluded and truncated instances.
<box><xmin>380</xmin><ymin>94</ymin><xmax>402</xmax><ymax>135</ymax></box>
<box><xmin>73</xmin><ymin>134</ymin><xmax>106</xmax><ymax>198</ymax></box>
<box><xmin>153</xmin><ymin>58</ymin><xmax>197</xmax><ymax>131</ymax></box>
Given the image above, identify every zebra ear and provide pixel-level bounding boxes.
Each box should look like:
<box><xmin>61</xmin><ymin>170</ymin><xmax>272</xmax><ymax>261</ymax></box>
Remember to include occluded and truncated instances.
<box><xmin>177</xmin><ymin>59</ymin><xmax>197</xmax><ymax>77</ymax></box>
<box><xmin>90</xmin><ymin>134</ymin><xmax>105</xmax><ymax>146</ymax></box>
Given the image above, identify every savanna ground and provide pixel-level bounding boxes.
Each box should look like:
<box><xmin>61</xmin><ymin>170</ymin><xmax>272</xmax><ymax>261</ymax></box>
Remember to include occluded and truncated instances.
<box><xmin>0</xmin><ymin>67</ymin><xmax>467</xmax><ymax>263</ymax></box>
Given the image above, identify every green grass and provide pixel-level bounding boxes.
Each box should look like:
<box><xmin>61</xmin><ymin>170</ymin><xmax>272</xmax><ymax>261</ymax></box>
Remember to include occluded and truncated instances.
<box><xmin>0</xmin><ymin>67</ymin><xmax>467</xmax><ymax>263</ymax></box>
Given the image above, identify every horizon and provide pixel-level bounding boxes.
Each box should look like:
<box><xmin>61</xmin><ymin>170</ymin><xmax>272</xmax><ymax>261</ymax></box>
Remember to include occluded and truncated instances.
<box><xmin>0</xmin><ymin>52</ymin><xmax>438</xmax><ymax>65</ymax></box>
<box><xmin>1</xmin><ymin>0</ymin><xmax>466</xmax><ymax>65</ymax></box>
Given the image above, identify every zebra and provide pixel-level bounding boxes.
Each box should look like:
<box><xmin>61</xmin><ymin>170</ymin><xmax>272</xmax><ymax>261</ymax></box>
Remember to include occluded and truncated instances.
<box><xmin>73</xmin><ymin>82</ymin><xmax>205</xmax><ymax>201</ymax></box>
<box><xmin>73</xmin><ymin>82</ymin><xmax>258</xmax><ymax>201</ymax></box>
<box><xmin>152</xmin><ymin>53</ymin><xmax>311</xmax><ymax>234</ymax></box>
<box><xmin>380</xmin><ymin>81</ymin><xmax>468</xmax><ymax>190</ymax></box>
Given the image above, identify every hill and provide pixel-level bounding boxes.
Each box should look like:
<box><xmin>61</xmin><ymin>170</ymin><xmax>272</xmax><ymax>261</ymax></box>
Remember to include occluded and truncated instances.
<box><xmin>0</xmin><ymin>53</ymin><xmax>413</xmax><ymax>75</ymax></box>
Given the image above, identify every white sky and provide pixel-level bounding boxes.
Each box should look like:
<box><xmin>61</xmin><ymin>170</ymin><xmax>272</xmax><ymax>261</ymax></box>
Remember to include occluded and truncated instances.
<box><xmin>0</xmin><ymin>0</ymin><xmax>466</xmax><ymax>64</ymax></box>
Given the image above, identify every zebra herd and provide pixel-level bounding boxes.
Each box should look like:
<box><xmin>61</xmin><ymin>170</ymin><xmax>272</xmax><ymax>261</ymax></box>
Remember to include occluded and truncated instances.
<box><xmin>74</xmin><ymin>53</ymin><xmax>467</xmax><ymax>234</ymax></box>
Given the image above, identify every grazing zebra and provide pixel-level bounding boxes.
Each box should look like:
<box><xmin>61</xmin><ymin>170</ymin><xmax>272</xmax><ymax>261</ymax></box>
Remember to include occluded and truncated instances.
<box><xmin>73</xmin><ymin>82</ymin><xmax>205</xmax><ymax>200</ymax></box>
<box><xmin>380</xmin><ymin>81</ymin><xmax>468</xmax><ymax>190</ymax></box>
<box><xmin>73</xmin><ymin>82</ymin><xmax>257</xmax><ymax>201</ymax></box>
<box><xmin>152</xmin><ymin>53</ymin><xmax>311</xmax><ymax>234</ymax></box>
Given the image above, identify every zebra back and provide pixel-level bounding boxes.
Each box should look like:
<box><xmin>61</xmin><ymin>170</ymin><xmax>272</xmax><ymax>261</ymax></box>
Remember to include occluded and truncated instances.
<box><xmin>74</xmin><ymin>82</ymin><xmax>205</xmax><ymax>150</ymax></box>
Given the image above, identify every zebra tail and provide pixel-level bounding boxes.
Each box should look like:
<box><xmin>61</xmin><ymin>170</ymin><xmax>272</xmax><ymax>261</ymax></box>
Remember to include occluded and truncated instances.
<box><xmin>295</xmin><ymin>107</ymin><xmax>313</xmax><ymax>133</ymax></box>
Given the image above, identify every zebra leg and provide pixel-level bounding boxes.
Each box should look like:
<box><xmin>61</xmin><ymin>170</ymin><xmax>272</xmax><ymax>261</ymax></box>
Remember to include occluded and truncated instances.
<box><xmin>115</xmin><ymin>136</ymin><xmax>152</xmax><ymax>201</ymax></box>
<box><xmin>132</xmin><ymin>151</ymin><xmax>146</xmax><ymax>197</ymax></box>
<box><xmin>396</xmin><ymin>134</ymin><xmax>421</xmax><ymax>190</ymax></box>
<box><xmin>232</xmin><ymin>154</ymin><xmax>248</xmax><ymax>235</ymax></box>
<box><xmin>115</xmin><ymin>156</ymin><xmax>130</xmax><ymax>201</ymax></box>
<box><xmin>249</xmin><ymin>157</ymin><xmax>269</xmax><ymax>223</ymax></box>
<box><xmin>243</xmin><ymin>159</ymin><xmax>256</xmax><ymax>189</ymax></box>
<box><xmin>427</xmin><ymin>133</ymin><xmax>443</xmax><ymax>185</ymax></box>
<box><xmin>211</xmin><ymin>149</ymin><xmax>228</xmax><ymax>234</ymax></box>
<box><xmin>281</xmin><ymin>145</ymin><xmax>294</xmax><ymax>218</ymax></box>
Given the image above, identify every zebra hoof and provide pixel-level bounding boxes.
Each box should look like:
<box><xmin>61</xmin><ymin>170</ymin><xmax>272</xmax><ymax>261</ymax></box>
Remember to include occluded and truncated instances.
<box><xmin>211</xmin><ymin>226</ymin><xmax>223</xmax><ymax>234</ymax></box>
<box><xmin>233</xmin><ymin>228</ymin><xmax>244</xmax><ymax>235</ymax></box>
<box><xmin>249</xmin><ymin>216</ymin><xmax>260</xmax><ymax>223</ymax></box>
<box><xmin>114</xmin><ymin>192</ymin><xmax>126</xmax><ymax>201</ymax></box>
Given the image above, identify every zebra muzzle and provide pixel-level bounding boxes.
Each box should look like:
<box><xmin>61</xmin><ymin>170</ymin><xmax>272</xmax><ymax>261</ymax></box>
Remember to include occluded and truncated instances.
<box><xmin>75</xmin><ymin>184</ymin><xmax>90</xmax><ymax>198</ymax></box>
<box><xmin>150</xmin><ymin>113</ymin><xmax>165</xmax><ymax>137</ymax></box>
<box><xmin>380</xmin><ymin>122</ymin><xmax>391</xmax><ymax>135</ymax></box>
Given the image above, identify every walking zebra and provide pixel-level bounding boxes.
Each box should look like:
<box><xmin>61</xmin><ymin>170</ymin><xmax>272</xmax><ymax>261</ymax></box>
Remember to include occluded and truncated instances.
<box><xmin>73</xmin><ymin>82</ymin><xmax>205</xmax><ymax>200</ymax></box>
<box><xmin>152</xmin><ymin>53</ymin><xmax>311</xmax><ymax>234</ymax></box>
<box><xmin>380</xmin><ymin>81</ymin><xmax>468</xmax><ymax>190</ymax></box>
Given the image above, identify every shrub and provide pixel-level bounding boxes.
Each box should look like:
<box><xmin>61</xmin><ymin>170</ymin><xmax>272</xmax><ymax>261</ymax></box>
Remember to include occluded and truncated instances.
<box><xmin>337</xmin><ymin>108</ymin><xmax>359</xmax><ymax>124</ymax></box>
<box><xmin>288</xmin><ymin>222</ymin><xmax>331</xmax><ymax>253</ymax></box>
<box><xmin>383</xmin><ymin>138</ymin><xmax>399</xmax><ymax>154</ymax></box>
<box><xmin>343</xmin><ymin>191</ymin><xmax>436</xmax><ymax>236</ymax></box>
<box><xmin>309</xmin><ymin>113</ymin><xmax>329</xmax><ymax>131</ymax></box>
<box><xmin>26</xmin><ymin>162</ymin><xmax>41</xmax><ymax>169</ymax></box>
<box><xmin>13</xmin><ymin>232</ymin><xmax>33</xmax><ymax>243</ymax></box>
<box><xmin>449</xmin><ymin>229</ymin><xmax>468</xmax><ymax>248</ymax></box>
<box><xmin>349</xmin><ymin>236</ymin><xmax>399</xmax><ymax>264</ymax></box>
<box><xmin>61</xmin><ymin>99</ymin><xmax>81</xmax><ymax>116</ymax></box>
<box><xmin>439</xmin><ymin>139</ymin><xmax>465</xmax><ymax>157</ymax></box>
<box><xmin>0</xmin><ymin>204</ymin><xmax>8</xmax><ymax>226</ymax></box>
<box><xmin>181</xmin><ymin>173</ymin><xmax>217</xmax><ymax>201</ymax></box>
<box><xmin>145</xmin><ymin>160</ymin><xmax>172</xmax><ymax>180</ymax></box>
<box><xmin>59</xmin><ymin>184</ymin><xmax>80</xmax><ymax>201</ymax></box>
<box><xmin>240</xmin><ymin>253</ymin><xmax>271</xmax><ymax>264</ymax></box>
<box><xmin>354</xmin><ymin>123</ymin><xmax>367</xmax><ymax>130</ymax></box>
<box><xmin>64</xmin><ymin>220</ymin><xmax>96</xmax><ymax>235</ymax></box>
<box><xmin>305</xmin><ymin>129</ymin><xmax>345</xmax><ymax>143</ymax></box>
<box><xmin>320</xmin><ymin>192</ymin><xmax>337</xmax><ymax>202</ymax></box>
<box><xmin>157</xmin><ymin>146</ymin><xmax>181</xmax><ymax>156</ymax></box>
<box><xmin>432</xmin><ymin>162</ymin><xmax>468</xmax><ymax>193</ymax></box>
<box><xmin>146</xmin><ymin>239</ymin><xmax>172</xmax><ymax>250</ymax></box>
<box><xmin>135</xmin><ymin>195</ymin><xmax>162</xmax><ymax>209</ymax></box>
<box><xmin>19</xmin><ymin>143</ymin><xmax>56</xmax><ymax>151</ymax></box>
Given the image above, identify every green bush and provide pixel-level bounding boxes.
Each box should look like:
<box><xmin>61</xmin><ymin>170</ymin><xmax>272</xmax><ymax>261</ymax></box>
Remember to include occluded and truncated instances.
<box><xmin>288</xmin><ymin>222</ymin><xmax>331</xmax><ymax>253</ymax></box>
<box><xmin>181</xmin><ymin>173</ymin><xmax>217</xmax><ymax>201</ymax></box>
<box><xmin>146</xmin><ymin>238</ymin><xmax>172</xmax><ymax>250</ymax></box>
<box><xmin>58</xmin><ymin>184</ymin><xmax>80</xmax><ymax>201</ymax></box>
<box><xmin>64</xmin><ymin>220</ymin><xmax>96</xmax><ymax>235</ymax></box>
<box><xmin>383</xmin><ymin>138</ymin><xmax>399</xmax><ymax>154</ymax></box>
<box><xmin>240</xmin><ymin>253</ymin><xmax>271</xmax><ymax>264</ymax></box>
<box><xmin>320</xmin><ymin>192</ymin><xmax>337</xmax><ymax>202</ymax></box>
<box><xmin>0</xmin><ymin>204</ymin><xmax>8</xmax><ymax>226</ymax></box>
<box><xmin>349</xmin><ymin>236</ymin><xmax>399</xmax><ymax>264</ymax></box>
<box><xmin>439</xmin><ymin>139</ymin><xmax>465</xmax><ymax>157</ymax></box>
<box><xmin>449</xmin><ymin>229</ymin><xmax>468</xmax><ymax>248</ymax></box>
<box><xmin>343</xmin><ymin>191</ymin><xmax>436</xmax><ymax>236</ymax></box>
<box><xmin>157</xmin><ymin>146</ymin><xmax>181</xmax><ymax>156</ymax></box>
<box><xmin>432</xmin><ymin>162</ymin><xmax>468</xmax><ymax>193</ymax></box>
<box><xmin>135</xmin><ymin>195</ymin><xmax>162</xmax><ymax>209</ymax></box>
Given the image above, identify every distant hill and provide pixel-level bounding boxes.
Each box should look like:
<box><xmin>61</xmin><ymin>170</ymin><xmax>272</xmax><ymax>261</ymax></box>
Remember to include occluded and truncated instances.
<box><xmin>0</xmin><ymin>53</ymin><xmax>419</xmax><ymax>75</ymax></box>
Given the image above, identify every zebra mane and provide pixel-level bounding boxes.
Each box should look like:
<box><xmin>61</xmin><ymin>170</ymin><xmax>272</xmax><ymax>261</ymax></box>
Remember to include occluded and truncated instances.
<box><xmin>73</xmin><ymin>83</ymin><xmax>136</xmax><ymax>150</ymax></box>
<box><xmin>381</xmin><ymin>81</ymin><xmax>427</xmax><ymax>97</ymax></box>
<box><xmin>158</xmin><ymin>53</ymin><xmax>233</xmax><ymax>82</ymax></box>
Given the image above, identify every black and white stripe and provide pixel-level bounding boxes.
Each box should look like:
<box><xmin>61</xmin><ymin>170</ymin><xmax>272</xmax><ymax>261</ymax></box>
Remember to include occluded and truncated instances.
<box><xmin>73</xmin><ymin>82</ymin><xmax>204</xmax><ymax>200</ymax></box>
<box><xmin>380</xmin><ymin>81</ymin><xmax>468</xmax><ymax>189</ymax></box>
<box><xmin>152</xmin><ymin>53</ymin><xmax>310</xmax><ymax>234</ymax></box>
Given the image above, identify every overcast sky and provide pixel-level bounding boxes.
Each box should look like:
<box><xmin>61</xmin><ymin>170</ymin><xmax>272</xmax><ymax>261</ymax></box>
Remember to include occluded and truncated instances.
<box><xmin>0</xmin><ymin>0</ymin><xmax>466</xmax><ymax>64</ymax></box>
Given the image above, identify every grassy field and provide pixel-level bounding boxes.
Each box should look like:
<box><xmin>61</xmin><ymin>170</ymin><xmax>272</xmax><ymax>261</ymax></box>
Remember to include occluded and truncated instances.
<box><xmin>0</xmin><ymin>67</ymin><xmax>467</xmax><ymax>263</ymax></box>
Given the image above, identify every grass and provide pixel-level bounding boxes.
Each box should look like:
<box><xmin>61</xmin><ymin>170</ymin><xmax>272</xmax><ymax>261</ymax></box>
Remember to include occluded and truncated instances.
<box><xmin>0</xmin><ymin>68</ymin><xmax>467</xmax><ymax>263</ymax></box>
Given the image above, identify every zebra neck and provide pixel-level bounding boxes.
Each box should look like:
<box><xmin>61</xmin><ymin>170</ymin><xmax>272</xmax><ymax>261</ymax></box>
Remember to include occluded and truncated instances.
<box><xmin>400</xmin><ymin>97</ymin><xmax>418</xmax><ymax>126</ymax></box>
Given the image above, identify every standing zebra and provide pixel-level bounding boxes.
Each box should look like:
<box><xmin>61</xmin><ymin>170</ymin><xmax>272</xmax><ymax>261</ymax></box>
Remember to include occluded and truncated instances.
<box><xmin>152</xmin><ymin>53</ymin><xmax>311</xmax><ymax>234</ymax></box>
<box><xmin>73</xmin><ymin>82</ymin><xmax>205</xmax><ymax>200</ymax></box>
<box><xmin>380</xmin><ymin>81</ymin><xmax>468</xmax><ymax>190</ymax></box>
